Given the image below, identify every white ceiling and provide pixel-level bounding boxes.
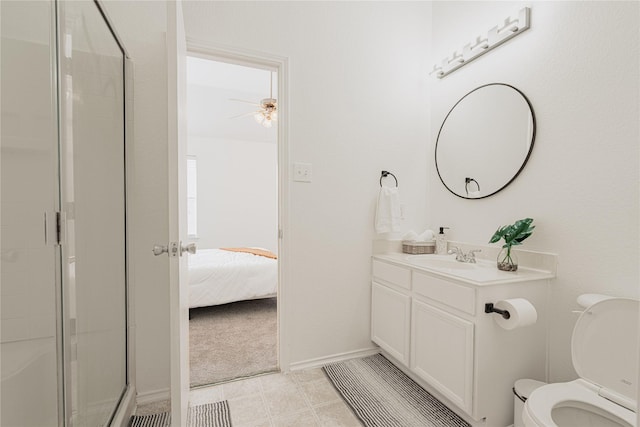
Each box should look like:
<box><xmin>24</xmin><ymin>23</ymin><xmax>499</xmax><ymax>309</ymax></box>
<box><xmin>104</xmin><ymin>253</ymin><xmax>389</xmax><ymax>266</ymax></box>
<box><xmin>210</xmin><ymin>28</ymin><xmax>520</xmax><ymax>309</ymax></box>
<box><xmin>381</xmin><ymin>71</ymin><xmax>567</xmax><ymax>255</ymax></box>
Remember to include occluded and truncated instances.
<box><xmin>187</xmin><ymin>57</ymin><xmax>277</xmax><ymax>143</ymax></box>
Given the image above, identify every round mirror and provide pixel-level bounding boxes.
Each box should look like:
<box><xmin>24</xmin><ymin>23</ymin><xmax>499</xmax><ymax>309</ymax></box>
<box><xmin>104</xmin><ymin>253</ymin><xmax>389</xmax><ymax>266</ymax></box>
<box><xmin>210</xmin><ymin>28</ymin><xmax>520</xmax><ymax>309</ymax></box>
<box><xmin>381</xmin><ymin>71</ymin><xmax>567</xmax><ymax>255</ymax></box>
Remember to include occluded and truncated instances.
<box><xmin>435</xmin><ymin>83</ymin><xmax>536</xmax><ymax>199</ymax></box>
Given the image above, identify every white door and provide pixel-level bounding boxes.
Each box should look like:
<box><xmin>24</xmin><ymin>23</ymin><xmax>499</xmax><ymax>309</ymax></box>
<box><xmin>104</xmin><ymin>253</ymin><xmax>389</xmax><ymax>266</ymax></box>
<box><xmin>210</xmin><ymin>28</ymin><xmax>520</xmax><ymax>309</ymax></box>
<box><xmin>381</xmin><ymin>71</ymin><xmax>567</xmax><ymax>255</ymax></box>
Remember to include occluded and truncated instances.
<box><xmin>167</xmin><ymin>1</ymin><xmax>190</xmax><ymax>426</ymax></box>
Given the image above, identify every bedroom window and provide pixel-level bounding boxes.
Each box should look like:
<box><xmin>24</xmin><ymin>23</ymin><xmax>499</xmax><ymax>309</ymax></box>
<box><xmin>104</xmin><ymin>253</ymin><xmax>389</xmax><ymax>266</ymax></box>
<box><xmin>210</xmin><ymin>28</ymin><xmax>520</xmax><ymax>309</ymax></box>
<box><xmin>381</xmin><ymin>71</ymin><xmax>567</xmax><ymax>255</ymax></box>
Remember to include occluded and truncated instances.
<box><xmin>187</xmin><ymin>156</ymin><xmax>198</xmax><ymax>238</ymax></box>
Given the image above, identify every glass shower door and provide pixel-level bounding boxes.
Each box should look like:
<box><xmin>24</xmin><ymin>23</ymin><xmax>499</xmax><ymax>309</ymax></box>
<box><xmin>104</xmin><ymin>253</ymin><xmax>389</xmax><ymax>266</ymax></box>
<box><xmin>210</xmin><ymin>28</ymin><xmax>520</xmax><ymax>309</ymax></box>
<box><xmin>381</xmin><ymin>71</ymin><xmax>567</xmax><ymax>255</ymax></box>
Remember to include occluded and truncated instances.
<box><xmin>1</xmin><ymin>1</ymin><xmax>60</xmax><ymax>425</ymax></box>
<box><xmin>58</xmin><ymin>1</ymin><xmax>127</xmax><ymax>425</ymax></box>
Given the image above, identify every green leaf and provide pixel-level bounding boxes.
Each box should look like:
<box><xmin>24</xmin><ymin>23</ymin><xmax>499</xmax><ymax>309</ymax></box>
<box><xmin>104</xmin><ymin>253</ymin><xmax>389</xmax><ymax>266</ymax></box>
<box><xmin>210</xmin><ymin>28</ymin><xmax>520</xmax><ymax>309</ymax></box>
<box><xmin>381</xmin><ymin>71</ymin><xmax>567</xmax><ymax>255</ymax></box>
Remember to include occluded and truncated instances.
<box><xmin>515</xmin><ymin>232</ymin><xmax>533</xmax><ymax>243</ymax></box>
<box><xmin>503</xmin><ymin>226</ymin><xmax>517</xmax><ymax>244</ymax></box>
<box><xmin>489</xmin><ymin>218</ymin><xmax>535</xmax><ymax>247</ymax></box>
<box><xmin>489</xmin><ymin>229</ymin><xmax>503</xmax><ymax>243</ymax></box>
<box><xmin>489</xmin><ymin>225</ymin><xmax>508</xmax><ymax>243</ymax></box>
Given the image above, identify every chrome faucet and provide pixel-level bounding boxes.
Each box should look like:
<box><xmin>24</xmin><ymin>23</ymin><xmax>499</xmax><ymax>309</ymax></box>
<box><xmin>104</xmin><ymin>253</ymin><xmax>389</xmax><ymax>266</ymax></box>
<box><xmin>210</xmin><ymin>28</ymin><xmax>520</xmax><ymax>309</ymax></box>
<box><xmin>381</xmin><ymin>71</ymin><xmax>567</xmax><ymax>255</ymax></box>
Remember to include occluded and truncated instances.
<box><xmin>448</xmin><ymin>247</ymin><xmax>482</xmax><ymax>263</ymax></box>
<box><xmin>467</xmin><ymin>249</ymin><xmax>482</xmax><ymax>263</ymax></box>
<box><xmin>448</xmin><ymin>247</ymin><xmax>465</xmax><ymax>262</ymax></box>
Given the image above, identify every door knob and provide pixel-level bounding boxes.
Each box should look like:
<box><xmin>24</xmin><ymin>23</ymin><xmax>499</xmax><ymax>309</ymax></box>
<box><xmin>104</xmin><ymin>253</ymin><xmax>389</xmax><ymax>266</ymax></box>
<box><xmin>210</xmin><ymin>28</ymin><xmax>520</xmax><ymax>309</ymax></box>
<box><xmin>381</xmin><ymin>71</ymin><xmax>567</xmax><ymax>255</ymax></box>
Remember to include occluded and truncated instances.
<box><xmin>181</xmin><ymin>243</ymin><xmax>196</xmax><ymax>255</ymax></box>
<box><xmin>153</xmin><ymin>242</ymin><xmax>194</xmax><ymax>257</ymax></box>
<box><xmin>152</xmin><ymin>244</ymin><xmax>168</xmax><ymax>256</ymax></box>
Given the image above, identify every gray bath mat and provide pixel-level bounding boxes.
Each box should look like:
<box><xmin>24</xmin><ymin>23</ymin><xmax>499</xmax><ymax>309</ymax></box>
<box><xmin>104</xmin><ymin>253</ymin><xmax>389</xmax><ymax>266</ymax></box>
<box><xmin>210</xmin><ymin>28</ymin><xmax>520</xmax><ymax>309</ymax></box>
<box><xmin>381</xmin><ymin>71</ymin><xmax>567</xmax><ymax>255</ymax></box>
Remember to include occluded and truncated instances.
<box><xmin>323</xmin><ymin>353</ymin><xmax>470</xmax><ymax>427</ymax></box>
<box><xmin>130</xmin><ymin>401</ymin><xmax>231</xmax><ymax>427</ymax></box>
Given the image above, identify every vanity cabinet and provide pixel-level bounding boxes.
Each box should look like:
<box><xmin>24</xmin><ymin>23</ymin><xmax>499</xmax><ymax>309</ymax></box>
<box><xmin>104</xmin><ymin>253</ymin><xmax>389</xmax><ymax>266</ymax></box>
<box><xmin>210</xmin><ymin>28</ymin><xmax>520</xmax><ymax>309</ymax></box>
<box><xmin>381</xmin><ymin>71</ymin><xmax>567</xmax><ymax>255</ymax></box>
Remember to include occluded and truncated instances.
<box><xmin>370</xmin><ymin>259</ymin><xmax>412</xmax><ymax>364</ymax></box>
<box><xmin>371</xmin><ymin>255</ymin><xmax>553</xmax><ymax>427</ymax></box>
<box><xmin>371</xmin><ymin>283</ymin><xmax>411</xmax><ymax>364</ymax></box>
<box><xmin>411</xmin><ymin>300</ymin><xmax>474</xmax><ymax>413</ymax></box>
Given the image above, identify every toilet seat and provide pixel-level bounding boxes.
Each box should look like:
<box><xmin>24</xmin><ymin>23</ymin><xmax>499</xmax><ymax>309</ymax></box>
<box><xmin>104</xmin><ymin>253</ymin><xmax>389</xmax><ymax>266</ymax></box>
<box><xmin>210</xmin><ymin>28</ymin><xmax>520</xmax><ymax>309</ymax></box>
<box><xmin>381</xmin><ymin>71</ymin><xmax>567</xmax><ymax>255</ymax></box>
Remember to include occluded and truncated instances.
<box><xmin>523</xmin><ymin>298</ymin><xmax>639</xmax><ymax>427</ymax></box>
<box><xmin>523</xmin><ymin>380</ymin><xmax>635</xmax><ymax>427</ymax></box>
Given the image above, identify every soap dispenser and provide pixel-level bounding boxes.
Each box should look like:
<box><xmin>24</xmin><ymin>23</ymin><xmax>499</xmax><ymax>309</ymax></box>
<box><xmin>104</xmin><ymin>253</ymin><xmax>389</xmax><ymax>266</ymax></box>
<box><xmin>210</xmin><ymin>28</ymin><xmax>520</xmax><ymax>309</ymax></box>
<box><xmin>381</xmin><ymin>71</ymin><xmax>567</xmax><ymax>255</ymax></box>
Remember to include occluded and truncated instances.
<box><xmin>436</xmin><ymin>227</ymin><xmax>449</xmax><ymax>255</ymax></box>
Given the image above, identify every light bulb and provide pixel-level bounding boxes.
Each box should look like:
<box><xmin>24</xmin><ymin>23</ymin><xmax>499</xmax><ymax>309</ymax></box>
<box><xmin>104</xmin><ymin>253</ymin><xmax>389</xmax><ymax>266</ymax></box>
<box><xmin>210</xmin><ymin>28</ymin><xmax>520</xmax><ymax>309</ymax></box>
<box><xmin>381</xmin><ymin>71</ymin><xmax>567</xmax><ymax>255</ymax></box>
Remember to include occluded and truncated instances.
<box><xmin>254</xmin><ymin>112</ymin><xmax>264</xmax><ymax>124</ymax></box>
<box><xmin>271</xmin><ymin>110</ymin><xmax>278</xmax><ymax>121</ymax></box>
<box><xmin>262</xmin><ymin>119</ymin><xmax>272</xmax><ymax>128</ymax></box>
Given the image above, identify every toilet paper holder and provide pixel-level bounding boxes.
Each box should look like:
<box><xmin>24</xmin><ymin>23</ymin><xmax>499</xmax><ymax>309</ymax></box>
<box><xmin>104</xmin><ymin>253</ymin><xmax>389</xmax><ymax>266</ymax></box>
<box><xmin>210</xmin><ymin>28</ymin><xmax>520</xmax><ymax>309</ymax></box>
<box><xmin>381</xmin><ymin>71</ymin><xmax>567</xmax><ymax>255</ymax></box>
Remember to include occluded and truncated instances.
<box><xmin>485</xmin><ymin>302</ymin><xmax>511</xmax><ymax>319</ymax></box>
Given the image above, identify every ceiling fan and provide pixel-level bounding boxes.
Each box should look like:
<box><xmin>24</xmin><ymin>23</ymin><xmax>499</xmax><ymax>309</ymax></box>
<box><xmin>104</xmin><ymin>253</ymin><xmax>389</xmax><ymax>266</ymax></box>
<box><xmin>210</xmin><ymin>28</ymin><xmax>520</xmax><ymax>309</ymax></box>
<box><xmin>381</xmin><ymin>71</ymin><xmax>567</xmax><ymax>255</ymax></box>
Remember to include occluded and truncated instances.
<box><xmin>229</xmin><ymin>71</ymin><xmax>277</xmax><ymax>128</ymax></box>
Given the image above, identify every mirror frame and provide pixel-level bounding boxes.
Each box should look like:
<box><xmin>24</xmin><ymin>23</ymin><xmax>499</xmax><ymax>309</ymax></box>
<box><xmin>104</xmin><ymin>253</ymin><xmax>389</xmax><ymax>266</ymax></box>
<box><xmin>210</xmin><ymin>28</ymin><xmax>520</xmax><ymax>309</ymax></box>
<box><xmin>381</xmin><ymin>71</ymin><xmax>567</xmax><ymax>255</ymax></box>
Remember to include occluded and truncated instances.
<box><xmin>434</xmin><ymin>83</ymin><xmax>536</xmax><ymax>200</ymax></box>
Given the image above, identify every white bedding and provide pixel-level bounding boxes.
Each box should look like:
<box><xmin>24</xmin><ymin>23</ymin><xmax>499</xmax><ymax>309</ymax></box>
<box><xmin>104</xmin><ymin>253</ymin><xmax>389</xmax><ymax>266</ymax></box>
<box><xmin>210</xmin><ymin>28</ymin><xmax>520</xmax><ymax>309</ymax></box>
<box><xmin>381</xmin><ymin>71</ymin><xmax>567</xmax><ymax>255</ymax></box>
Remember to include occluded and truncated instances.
<box><xmin>188</xmin><ymin>248</ymin><xmax>277</xmax><ymax>308</ymax></box>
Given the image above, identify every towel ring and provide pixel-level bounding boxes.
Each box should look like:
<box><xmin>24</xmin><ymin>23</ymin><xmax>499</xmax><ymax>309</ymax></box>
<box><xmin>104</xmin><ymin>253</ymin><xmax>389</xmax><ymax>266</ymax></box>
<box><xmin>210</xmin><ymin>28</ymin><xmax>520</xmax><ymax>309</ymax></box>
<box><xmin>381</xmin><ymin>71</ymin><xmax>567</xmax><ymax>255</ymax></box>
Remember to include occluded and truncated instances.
<box><xmin>465</xmin><ymin>177</ymin><xmax>480</xmax><ymax>195</ymax></box>
<box><xmin>380</xmin><ymin>171</ymin><xmax>398</xmax><ymax>187</ymax></box>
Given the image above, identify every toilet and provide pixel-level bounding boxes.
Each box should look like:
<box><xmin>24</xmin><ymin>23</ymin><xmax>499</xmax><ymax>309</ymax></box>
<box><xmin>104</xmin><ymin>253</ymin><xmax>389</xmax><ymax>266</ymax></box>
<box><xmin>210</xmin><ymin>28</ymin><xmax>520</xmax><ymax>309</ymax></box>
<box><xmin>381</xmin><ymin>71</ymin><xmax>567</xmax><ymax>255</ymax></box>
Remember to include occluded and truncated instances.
<box><xmin>523</xmin><ymin>296</ymin><xmax>638</xmax><ymax>427</ymax></box>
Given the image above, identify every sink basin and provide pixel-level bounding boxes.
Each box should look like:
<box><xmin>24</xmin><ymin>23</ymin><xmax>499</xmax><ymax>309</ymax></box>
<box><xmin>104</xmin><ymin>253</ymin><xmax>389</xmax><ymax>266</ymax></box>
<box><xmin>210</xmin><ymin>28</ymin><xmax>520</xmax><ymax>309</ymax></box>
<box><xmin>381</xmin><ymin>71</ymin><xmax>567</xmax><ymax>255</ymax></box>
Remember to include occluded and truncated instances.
<box><xmin>406</xmin><ymin>255</ymin><xmax>477</xmax><ymax>270</ymax></box>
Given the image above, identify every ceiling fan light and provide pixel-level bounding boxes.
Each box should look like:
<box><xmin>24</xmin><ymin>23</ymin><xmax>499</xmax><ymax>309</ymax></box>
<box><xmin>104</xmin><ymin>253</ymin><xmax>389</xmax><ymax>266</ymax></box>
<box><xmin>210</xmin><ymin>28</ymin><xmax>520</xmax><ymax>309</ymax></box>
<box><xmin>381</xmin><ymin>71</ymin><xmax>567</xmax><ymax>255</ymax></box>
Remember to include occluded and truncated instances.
<box><xmin>254</xmin><ymin>112</ymin><xmax>265</xmax><ymax>124</ymax></box>
<box><xmin>262</xmin><ymin>118</ymin><xmax>273</xmax><ymax>128</ymax></box>
<box><xmin>271</xmin><ymin>110</ymin><xmax>278</xmax><ymax>121</ymax></box>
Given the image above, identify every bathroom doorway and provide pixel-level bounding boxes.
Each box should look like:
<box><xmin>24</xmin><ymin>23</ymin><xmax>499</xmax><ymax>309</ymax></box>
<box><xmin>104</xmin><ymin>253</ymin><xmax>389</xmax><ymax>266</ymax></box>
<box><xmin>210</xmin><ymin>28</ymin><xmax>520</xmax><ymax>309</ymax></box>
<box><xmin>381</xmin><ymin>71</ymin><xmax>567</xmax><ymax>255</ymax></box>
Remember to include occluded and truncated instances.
<box><xmin>185</xmin><ymin>54</ymin><xmax>280</xmax><ymax>387</ymax></box>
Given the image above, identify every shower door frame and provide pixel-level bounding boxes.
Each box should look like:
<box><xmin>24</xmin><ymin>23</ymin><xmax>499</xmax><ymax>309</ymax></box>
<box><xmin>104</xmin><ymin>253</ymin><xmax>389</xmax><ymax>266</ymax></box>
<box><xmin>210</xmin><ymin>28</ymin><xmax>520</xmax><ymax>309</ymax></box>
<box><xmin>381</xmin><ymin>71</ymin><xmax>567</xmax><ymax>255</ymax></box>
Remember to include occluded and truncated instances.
<box><xmin>54</xmin><ymin>1</ymin><xmax>135</xmax><ymax>425</ymax></box>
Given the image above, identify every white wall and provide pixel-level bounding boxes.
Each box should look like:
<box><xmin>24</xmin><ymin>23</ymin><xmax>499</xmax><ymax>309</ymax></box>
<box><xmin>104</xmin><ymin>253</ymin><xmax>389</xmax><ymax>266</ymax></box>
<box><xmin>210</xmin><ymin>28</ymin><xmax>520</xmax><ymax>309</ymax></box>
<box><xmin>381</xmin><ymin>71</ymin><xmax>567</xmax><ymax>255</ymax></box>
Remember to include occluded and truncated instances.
<box><xmin>100</xmin><ymin>0</ymin><xmax>639</xmax><ymax>399</ymax></box>
<box><xmin>183</xmin><ymin>1</ymin><xmax>433</xmax><ymax>366</ymax></box>
<box><xmin>428</xmin><ymin>1</ymin><xmax>639</xmax><ymax>382</ymax></box>
<box><xmin>100</xmin><ymin>1</ymin><xmax>171</xmax><ymax>398</ymax></box>
<box><xmin>188</xmin><ymin>136</ymin><xmax>278</xmax><ymax>253</ymax></box>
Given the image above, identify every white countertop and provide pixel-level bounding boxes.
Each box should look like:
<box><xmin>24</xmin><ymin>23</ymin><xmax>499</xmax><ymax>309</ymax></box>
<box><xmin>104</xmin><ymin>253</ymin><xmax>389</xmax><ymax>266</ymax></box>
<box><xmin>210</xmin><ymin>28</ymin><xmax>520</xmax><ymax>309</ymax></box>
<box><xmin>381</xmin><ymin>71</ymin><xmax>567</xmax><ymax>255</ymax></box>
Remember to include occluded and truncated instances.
<box><xmin>373</xmin><ymin>253</ymin><xmax>555</xmax><ymax>286</ymax></box>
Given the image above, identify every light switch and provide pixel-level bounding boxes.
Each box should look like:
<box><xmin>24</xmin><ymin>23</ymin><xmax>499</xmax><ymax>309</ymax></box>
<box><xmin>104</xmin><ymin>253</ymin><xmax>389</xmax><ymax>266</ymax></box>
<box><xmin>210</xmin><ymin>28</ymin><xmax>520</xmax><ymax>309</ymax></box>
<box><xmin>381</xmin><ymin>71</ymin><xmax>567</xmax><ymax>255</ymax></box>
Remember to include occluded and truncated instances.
<box><xmin>293</xmin><ymin>163</ymin><xmax>312</xmax><ymax>182</ymax></box>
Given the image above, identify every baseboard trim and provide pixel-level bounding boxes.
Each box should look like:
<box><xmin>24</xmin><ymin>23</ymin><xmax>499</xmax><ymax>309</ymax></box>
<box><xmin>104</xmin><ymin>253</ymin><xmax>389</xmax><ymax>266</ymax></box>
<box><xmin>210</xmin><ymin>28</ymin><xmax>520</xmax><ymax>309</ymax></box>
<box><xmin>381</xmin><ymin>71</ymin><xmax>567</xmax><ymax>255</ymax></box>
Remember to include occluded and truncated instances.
<box><xmin>112</xmin><ymin>385</ymin><xmax>136</xmax><ymax>427</ymax></box>
<box><xmin>135</xmin><ymin>387</ymin><xmax>171</xmax><ymax>406</ymax></box>
<box><xmin>288</xmin><ymin>347</ymin><xmax>380</xmax><ymax>372</ymax></box>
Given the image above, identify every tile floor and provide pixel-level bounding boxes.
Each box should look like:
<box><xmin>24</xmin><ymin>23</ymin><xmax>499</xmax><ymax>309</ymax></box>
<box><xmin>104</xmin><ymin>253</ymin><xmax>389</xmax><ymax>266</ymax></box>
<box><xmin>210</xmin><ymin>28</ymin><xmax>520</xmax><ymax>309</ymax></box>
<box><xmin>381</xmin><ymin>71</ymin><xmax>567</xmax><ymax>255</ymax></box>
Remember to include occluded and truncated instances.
<box><xmin>137</xmin><ymin>368</ymin><xmax>363</xmax><ymax>427</ymax></box>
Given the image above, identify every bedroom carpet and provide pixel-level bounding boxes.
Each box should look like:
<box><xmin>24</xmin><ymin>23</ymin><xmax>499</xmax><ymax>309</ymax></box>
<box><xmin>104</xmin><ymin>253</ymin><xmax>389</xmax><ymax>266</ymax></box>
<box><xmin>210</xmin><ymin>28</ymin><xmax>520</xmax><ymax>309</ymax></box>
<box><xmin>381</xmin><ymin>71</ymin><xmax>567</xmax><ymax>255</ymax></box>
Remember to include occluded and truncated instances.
<box><xmin>323</xmin><ymin>354</ymin><xmax>470</xmax><ymax>427</ymax></box>
<box><xmin>190</xmin><ymin>298</ymin><xmax>278</xmax><ymax>387</ymax></box>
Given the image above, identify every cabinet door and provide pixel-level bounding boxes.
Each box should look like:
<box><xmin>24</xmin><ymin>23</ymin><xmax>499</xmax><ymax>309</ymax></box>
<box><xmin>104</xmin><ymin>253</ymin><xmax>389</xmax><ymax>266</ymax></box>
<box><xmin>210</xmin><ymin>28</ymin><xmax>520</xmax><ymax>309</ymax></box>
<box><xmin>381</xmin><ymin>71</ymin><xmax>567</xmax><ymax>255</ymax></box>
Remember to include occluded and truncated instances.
<box><xmin>371</xmin><ymin>282</ymin><xmax>411</xmax><ymax>364</ymax></box>
<box><xmin>411</xmin><ymin>300</ymin><xmax>474</xmax><ymax>413</ymax></box>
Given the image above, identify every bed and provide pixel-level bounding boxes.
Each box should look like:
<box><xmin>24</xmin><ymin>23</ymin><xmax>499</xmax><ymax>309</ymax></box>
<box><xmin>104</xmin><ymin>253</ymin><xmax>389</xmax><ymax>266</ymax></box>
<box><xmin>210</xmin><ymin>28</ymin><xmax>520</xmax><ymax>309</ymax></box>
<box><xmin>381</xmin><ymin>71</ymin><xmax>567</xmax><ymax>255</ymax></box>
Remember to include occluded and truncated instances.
<box><xmin>188</xmin><ymin>248</ymin><xmax>278</xmax><ymax>308</ymax></box>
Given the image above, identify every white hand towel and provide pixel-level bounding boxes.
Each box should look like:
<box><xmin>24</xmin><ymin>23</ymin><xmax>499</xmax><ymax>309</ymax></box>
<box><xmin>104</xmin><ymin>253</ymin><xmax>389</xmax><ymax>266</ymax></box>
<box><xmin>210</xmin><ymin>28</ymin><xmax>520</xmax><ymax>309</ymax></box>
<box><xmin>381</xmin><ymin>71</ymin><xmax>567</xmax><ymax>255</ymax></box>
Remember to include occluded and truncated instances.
<box><xmin>375</xmin><ymin>186</ymin><xmax>401</xmax><ymax>233</ymax></box>
<box><xmin>418</xmin><ymin>229</ymin><xmax>435</xmax><ymax>242</ymax></box>
<box><xmin>402</xmin><ymin>230</ymin><xmax>418</xmax><ymax>241</ymax></box>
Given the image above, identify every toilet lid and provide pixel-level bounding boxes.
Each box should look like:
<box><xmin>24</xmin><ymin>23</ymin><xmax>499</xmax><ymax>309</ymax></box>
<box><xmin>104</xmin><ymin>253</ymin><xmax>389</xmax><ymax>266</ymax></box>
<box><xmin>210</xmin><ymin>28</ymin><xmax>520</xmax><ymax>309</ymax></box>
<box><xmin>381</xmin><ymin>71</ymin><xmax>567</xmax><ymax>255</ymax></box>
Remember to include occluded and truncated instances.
<box><xmin>572</xmin><ymin>298</ymin><xmax>639</xmax><ymax>403</ymax></box>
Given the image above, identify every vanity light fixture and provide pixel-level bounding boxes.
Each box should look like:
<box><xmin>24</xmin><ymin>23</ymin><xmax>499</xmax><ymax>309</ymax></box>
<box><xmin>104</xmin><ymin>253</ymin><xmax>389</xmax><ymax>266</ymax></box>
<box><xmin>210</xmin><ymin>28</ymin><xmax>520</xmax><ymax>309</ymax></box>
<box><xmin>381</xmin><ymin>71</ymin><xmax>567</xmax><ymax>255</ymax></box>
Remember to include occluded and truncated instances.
<box><xmin>429</xmin><ymin>7</ymin><xmax>530</xmax><ymax>79</ymax></box>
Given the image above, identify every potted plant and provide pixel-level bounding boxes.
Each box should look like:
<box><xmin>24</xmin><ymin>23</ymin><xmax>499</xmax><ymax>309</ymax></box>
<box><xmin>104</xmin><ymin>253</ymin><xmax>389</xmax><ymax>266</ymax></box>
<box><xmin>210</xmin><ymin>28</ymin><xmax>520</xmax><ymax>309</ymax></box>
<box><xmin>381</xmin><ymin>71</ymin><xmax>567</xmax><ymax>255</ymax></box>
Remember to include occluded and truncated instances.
<box><xmin>489</xmin><ymin>217</ymin><xmax>535</xmax><ymax>271</ymax></box>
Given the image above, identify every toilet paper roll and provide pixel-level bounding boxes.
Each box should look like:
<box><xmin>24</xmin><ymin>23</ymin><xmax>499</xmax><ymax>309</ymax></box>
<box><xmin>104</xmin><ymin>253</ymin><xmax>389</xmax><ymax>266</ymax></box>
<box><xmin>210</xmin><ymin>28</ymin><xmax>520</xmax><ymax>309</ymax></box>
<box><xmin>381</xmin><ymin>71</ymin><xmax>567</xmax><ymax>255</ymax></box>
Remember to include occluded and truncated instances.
<box><xmin>494</xmin><ymin>298</ymin><xmax>537</xmax><ymax>330</ymax></box>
